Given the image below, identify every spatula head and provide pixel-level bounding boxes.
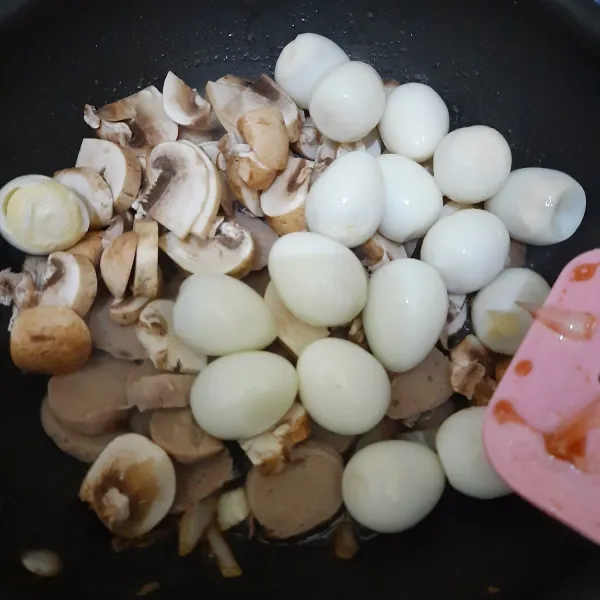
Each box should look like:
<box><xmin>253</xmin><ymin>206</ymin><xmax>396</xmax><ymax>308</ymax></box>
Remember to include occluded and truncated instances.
<box><xmin>484</xmin><ymin>248</ymin><xmax>600</xmax><ymax>545</ymax></box>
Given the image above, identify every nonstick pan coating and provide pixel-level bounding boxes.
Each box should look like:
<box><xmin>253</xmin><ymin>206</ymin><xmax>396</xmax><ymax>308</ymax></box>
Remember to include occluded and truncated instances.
<box><xmin>0</xmin><ymin>0</ymin><xmax>599</xmax><ymax>598</ymax></box>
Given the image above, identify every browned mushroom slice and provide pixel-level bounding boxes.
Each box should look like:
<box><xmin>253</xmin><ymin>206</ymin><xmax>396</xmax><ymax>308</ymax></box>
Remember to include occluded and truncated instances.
<box><xmin>238</xmin><ymin>107</ymin><xmax>289</xmax><ymax>171</ymax></box>
<box><xmin>260</xmin><ymin>157</ymin><xmax>311</xmax><ymax>235</ymax></box>
<box><xmin>171</xmin><ymin>449</ymin><xmax>234</xmax><ymax>514</ymax></box>
<box><xmin>355</xmin><ymin>233</ymin><xmax>407</xmax><ymax>273</ymax></box>
<box><xmin>41</xmin><ymin>396</ymin><xmax>124</xmax><ymax>463</ymax></box>
<box><xmin>387</xmin><ymin>347</ymin><xmax>453</xmax><ymax>420</ymax></box>
<box><xmin>150</xmin><ymin>408</ymin><xmax>223</xmax><ymax>464</ymax></box>
<box><xmin>47</xmin><ymin>354</ymin><xmax>133</xmax><ymax>436</ymax></box>
<box><xmin>87</xmin><ymin>296</ymin><xmax>147</xmax><ymax>361</ymax></box>
<box><xmin>291</xmin><ymin>115</ymin><xmax>322</xmax><ymax>160</ymax></box>
<box><xmin>450</xmin><ymin>334</ymin><xmax>498</xmax><ymax>406</ymax></box>
<box><xmin>132</xmin><ymin>219</ymin><xmax>159</xmax><ymax>300</ymax></box>
<box><xmin>100</xmin><ymin>231</ymin><xmax>138</xmax><ymax>299</ymax></box>
<box><xmin>109</xmin><ymin>296</ymin><xmax>151</xmax><ymax>326</ymax></box>
<box><xmin>238</xmin><ymin>403</ymin><xmax>310</xmax><ymax>474</ymax></box>
<box><xmin>126</xmin><ymin>371</ymin><xmax>195</xmax><ymax>412</ymax></box>
<box><xmin>245</xmin><ymin>441</ymin><xmax>344</xmax><ymax>539</ymax></box>
<box><xmin>85</xmin><ymin>86</ymin><xmax>178</xmax><ymax>157</ymax></box>
<box><xmin>68</xmin><ymin>231</ymin><xmax>104</xmax><ymax>267</ymax></box>
<box><xmin>308</xmin><ymin>420</ymin><xmax>356</xmax><ymax>454</ymax></box>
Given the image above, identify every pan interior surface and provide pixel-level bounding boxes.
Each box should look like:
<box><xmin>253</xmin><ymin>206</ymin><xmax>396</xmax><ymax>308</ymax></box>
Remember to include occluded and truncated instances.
<box><xmin>0</xmin><ymin>0</ymin><xmax>599</xmax><ymax>598</ymax></box>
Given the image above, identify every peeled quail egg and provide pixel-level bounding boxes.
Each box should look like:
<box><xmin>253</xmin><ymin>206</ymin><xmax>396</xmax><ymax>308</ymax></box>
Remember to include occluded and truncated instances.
<box><xmin>173</xmin><ymin>274</ymin><xmax>277</xmax><ymax>356</ymax></box>
<box><xmin>485</xmin><ymin>168</ymin><xmax>586</xmax><ymax>245</ymax></box>
<box><xmin>436</xmin><ymin>407</ymin><xmax>512</xmax><ymax>499</ymax></box>
<box><xmin>191</xmin><ymin>351</ymin><xmax>298</xmax><ymax>439</ymax></box>
<box><xmin>342</xmin><ymin>440</ymin><xmax>445</xmax><ymax>533</ymax></box>
<box><xmin>377</xmin><ymin>154</ymin><xmax>443</xmax><ymax>242</ymax></box>
<box><xmin>297</xmin><ymin>338</ymin><xmax>390</xmax><ymax>435</ymax></box>
<box><xmin>378</xmin><ymin>83</ymin><xmax>449</xmax><ymax>162</ymax></box>
<box><xmin>0</xmin><ymin>175</ymin><xmax>89</xmax><ymax>254</ymax></box>
<box><xmin>472</xmin><ymin>268</ymin><xmax>550</xmax><ymax>355</ymax></box>
<box><xmin>421</xmin><ymin>209</ymin><xmax>510</xmax><ymax>294</ymax></box>
<box><xmin>274</xmin><ymin>33</ymin><xmax>349</xmax><ymax>109</ymax></box>
<box><xmin>363</xmin><ymin>259</ymin><xmax>448</xmax><ymax>373</ymax></box>
<box><xmin>305</xmin><ymin>151</ymin><xmax>385</xmax><ymax>247</ymax></box>
<box><xmin>268</xmin><ymin>232</ymin><xmax>367</xmax><ymax>327</ymax></box>
<box><xmin>434</xmin><ymin>126</ymin><xmax>512</xmax><ymax>203</ymax></box>
<box><xmin>309</xmin><ymin>61</ymin><xmax>386</xmax><ymax>143</ymax></box>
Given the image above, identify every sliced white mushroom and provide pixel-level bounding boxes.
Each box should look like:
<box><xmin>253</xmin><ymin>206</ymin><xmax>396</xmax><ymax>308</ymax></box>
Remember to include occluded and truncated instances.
<box><xmin>336</xmin><ymin>129</ymin><xmax>383</xmax><ymax>158</ymax></box>
<box><xmin>144</xmin><ymin>141</ymin><xmax>219</xmax><ymax>239</ymax></box>
<box><xmin>159</xmin><ymin>220</ymin><xmax>254</xmax><ymax>278</ymax></box>
<box><xmin>263</xmin><ymin>281</ymin><xmax>329</xmax><ymax>357</ymax></box>
<box><xmin>53</xmin><ymin>167</ymin><xmax>113</xmax><ymax>229</ymax></box>
<box><xmin>100</xmin><ymin>231</ymin><xmax>138</xmax><ymax>299</ymax></box>
<box><xmin>109</xmin><ymin>295</ymin><xmax>151</xmax><ymax>326</ymax></box>
<box><xmin>38</xmin><ymin>252</ymin><xmax>97</xmax><ymax>317</ymax></box>
<box><xmin>0</xmin><ymin>175</ymin><xmax>89</xmax><ymax>254</ymax></box>
<box><xmin>68</xmin><ymin>231</ymin><xmax>104</xmax><ymax>267</ymax></box>
<box><xmin>86</xmin><ymin>86</ymin><xmax>178</xmax><ymax>157</ymax></box>
<box><xmin>233</xmin><ymin>209</ymin><xmax>279</xmax><ymax>271</ymax></box>
<box><xmin>238</xmin><ymin>403</ymin><xmax>310</xmax><ymax>474</ymax></box>
<box><xmin>238</xmin><ymin>107</ymin><xmax>289</xmax><ymax>171</ymax></box>
<box><xmin>310</xmin><ymin>137</ymin><xmax>338</xmax><ymax>185</ymax></box>
<box><xmin>132</xmin><ymin>219</ymin><xmax>159</xmax><ymax>299</ymax></box>
<box><xmin>136</xmin><ymin>299</ymin><xmax>207</xmax><ymax>373</ymax></box>
<box><xmin>163</xmin><ymin>71</ymin><xmax>213</xmax><ymax>129</ymax></box>
<box><xmin>291</xmin><ymin>115</ymin><xmax>322</xmax><ymax>160</ymax></box>
<box><xmin>102</xmin><ymin>213</ymin><xmax>134</xmax><ymax>249</ymax></box>
<box><xmin>260</xmin><ymin>157</ymin><xmax>311</xmax><ymax>235</ymax></box>
<box><xmin>79</xmin><ymin>433</ymin><xmax>176</xmax><ymax>538</ymax></box>
<box><xmin>76</xmin><ymin>139</ymin><xmax>141</xmax><ymax>213</ymax></box>
<box><xmin>205</xmin><ymin>77</ymin><xmax>250</xmax><ymax>135</ymax></box>
<box><xmin>356</xmin><ymin>233</ymin><xmax>407</xmax><ymax>273</ymax></box>
<box><xmin>179</xmin><ymin>141</ymin><xmax>225</xmax><ymax>237</ymax></box>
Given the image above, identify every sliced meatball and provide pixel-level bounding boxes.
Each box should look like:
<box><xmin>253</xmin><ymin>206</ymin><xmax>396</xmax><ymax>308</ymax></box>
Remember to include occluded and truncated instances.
<box><xmin>47</xmin><ymin>354</ymin><xmax>133</xmax><ymax>435</ymax></box>
<box><xmin>150</xmin><ymin>408</ymin><xmax>223</xmax><ymax>464</ymax></box>
<box><xmin>171</xmin><ymin>449</ymin><xmax>234</xmax><ymax>514</ymax></box>
<box><xmin>246</xmin><ymin>441</ymin><xmax>344</xmax><ymax>539</ymax></box>
<box><xmin>41</xmin><ymin>397</ymin><xmax>123</xmax><ymax>463</ymax></box>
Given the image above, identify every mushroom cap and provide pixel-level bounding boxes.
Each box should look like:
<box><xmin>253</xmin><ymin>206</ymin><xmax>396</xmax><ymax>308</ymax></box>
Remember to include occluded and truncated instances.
<box><xmin>163</xmin><ymin>71</ymin><xmax>212</xmax><ymax>129</ymax></box>
<box><xmin>145</xmin><ymin>141</ymin><xmax>220</xmax><ymax>239</ymax></box>
<box><xmin>10</xmin><ymin>306</ymin><xmax>92</xmax><ymax>375</ymax></box>
<box><xmin>53</xmin><ymin>167</ymin><xmax>113</xmax><ymax>229</ymax></box>
<box><xmin>159</xmin><ymin>220</ymin><xmax>254</xmax><ymax>279</ymax></box>
<box><xmin>238</xmin><ymin>107</ymin><xmax>289</xmax><ymax>171</ymax></box>
<box><xmin>100</xmin><ymin>231</ymin><xmax>138</xmax><ymax>299</ymax></box>
<box><xmin>39</xmin><ymin>252</ymin><xmax>98</xmax><ymax>317</ymax></box>
<box><xmin>79</xmin><ymin>433</ymin><xmax>176</xmax><ymax>538</ymax></box>
<box><xmin>76</xmin><ymin>139</ymin><xmax>141</xmax><ymax>213</ymax></box>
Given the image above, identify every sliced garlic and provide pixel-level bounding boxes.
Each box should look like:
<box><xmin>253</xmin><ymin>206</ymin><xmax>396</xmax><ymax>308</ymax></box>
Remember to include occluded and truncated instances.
<box><xmin>0</xmin><ymin>176</ymin><xmax>89</xmax><ymax>254</ymax></box>
<box><xmin>136</xmin><ymin>299</ymin><xmax>207</xmax><ymax>373</ymax></box>
<box><xmin>79</xmin><ymin>433</ymin><xmax>176</xmax><ymax>538</ymax></box>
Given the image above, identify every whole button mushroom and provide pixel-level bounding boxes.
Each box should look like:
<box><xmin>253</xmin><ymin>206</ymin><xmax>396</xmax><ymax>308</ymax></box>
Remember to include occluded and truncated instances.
<box><xmin>274</xmin><ymin>33</ymin><xmax>349</xmax><ymax>109</ymax></box>
<box><xmin>484</xmin><ymin>168</ymin><xmax>586</xmax><ymax>245</ymax></box>
<box><xmin>190</xmin><ymin>351</ymin><xmax>298</xmax><ymax>440</ymax></box>
<box><xmin>268</xmin><ymin>232</ymin><xmax>368</xmax><ymax>327</ymax></box>
<box><xmin>433</xmin><ymin>126</ymin><xmax>512</xmax><ymax>204</ymax></box>
<box><xmin>342</xmin><ymin>440</ymin><xmax>445</xmax><ymax>533</ymax></box>
<box><xmin>173</xmin><ymin>273</ymin><xmax>277</xmax><ymax>357</ymax></box>
<box><xmin>471</xmin><ymin>268</ymin><xmax>551</xmax><ymax>355</ymax></box>
<box><xmin>378</xmin><ymin>83</ymin><xmax>450</xmax><ymax>162</ymax></box>
<box><xmin>309</xmin><ymin>61</ymin><xmax>386</xmax><ymax>143</ymax></box>
<box><xmin>421</xmin><ymin>209</ymin><xmax>510</xmax><ymax>294</ymax></box>
<box><xmin>363</xmin><ymin>259</ymin><xmax>448</xmax><ymax>373</ymax></box>
<box><xmin>436</xmin><ymin>407</ymin><xmax>512</xmax><ymax>499</ymax></box>
<box><xmin>305</xmin><ymin>151</ymin><xmax>385</xmax><ymax>248</ymax></box>
<box><xmin>297</xmin><ymin>338</ymin><xmax>391</xmax><ymax>435</ymax></box>
<box><xmin>377</xmin><ymin>154</ymin><xmax>443</xmax><ymax>243</ymax></box>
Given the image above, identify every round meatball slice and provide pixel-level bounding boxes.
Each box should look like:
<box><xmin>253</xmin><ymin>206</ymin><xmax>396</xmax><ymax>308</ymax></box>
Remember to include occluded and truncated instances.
<box><xmin>246</xmin><ymin>441</ymin><xmax>344</xmax><ymax>539</ymax></box>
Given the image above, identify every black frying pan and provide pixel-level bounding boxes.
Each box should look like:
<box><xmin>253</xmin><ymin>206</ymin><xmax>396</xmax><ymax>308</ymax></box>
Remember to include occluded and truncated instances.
<box><xmin>1</xmin><ymin>0</ymin><xmax>600</xmax><ymax>598</ymax></box>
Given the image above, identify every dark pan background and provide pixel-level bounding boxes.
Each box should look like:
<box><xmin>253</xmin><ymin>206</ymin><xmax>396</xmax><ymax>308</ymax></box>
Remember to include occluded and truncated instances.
<box><xmin>1</xmin><ymin>0</ymin><xmax>600</xmax><ymax>598</ymax></box>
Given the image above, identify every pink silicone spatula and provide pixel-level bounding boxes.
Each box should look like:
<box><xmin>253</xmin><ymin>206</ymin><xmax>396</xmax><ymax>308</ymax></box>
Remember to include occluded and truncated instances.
<box><xmin>484</xmin><ymin>248</ymin><xmax>600</xmax><ymax>545</ymax></box>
